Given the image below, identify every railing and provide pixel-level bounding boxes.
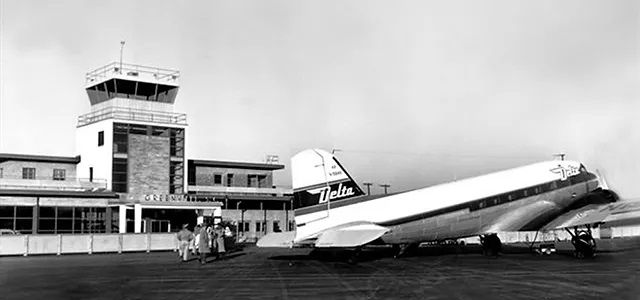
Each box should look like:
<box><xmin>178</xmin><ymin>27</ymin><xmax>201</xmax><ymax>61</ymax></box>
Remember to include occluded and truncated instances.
<box><xmin>0</xmin><ymin>233</ymin><xmax>179</xmax><ymax>256</ymax></box>
<box><xmin>187</xmin><ymin>185</ymin><xmax>292</xmax><ymax>196</ymax></box>
<box><xmin>86</xmin><ymin>62</ymin><xmax>180</xmax><ymax>85</ymax></box>
<box><xmin>0</xmin><ymin>176</ymin><xmax>107</xmax><ymax>191</ymax></box>
<box><xmin>77</xmin><ymin>106</ymin><xmax>187</xmax><ymax>127</ymax></box>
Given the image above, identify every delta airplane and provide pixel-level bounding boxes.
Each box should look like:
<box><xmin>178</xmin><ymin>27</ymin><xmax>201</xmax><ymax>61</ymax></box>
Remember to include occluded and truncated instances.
<box><xmin>257</xmin><ymin>149</ymin><xmax>640</xmax><ymax>262</ymax></box>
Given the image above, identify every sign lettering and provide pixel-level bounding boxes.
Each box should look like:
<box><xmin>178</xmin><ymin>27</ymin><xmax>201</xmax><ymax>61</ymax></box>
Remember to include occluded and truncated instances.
<box><xmin>308</xmin><ymin>182</ymin><xmax>356</xmax><ymax>204</ymax></box>
<box><xmin>550</xmin><ymin>165</ymin><xmax>580</xmax><ymax>181</ymax></box>
<box><xmin>144</xmin><ymin>194</ymin><xmax>216</xmax><ymax>203</ymax></box>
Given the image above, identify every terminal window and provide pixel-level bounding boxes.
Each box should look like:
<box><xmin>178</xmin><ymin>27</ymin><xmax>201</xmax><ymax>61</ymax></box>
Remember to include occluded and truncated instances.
<box><xmin>273</xmin><ymin>221</ymin><xmax>281</xmax><ymax>232</ymax></box>
<box><xmin>22</xmin><ymin>167</ymin><xmax>36</xmax><ymax>179</ymax></box>
<box><xmin>238</xmin><ymin>221</ymin><xmax>249</xmax><ymax>233</ymax></box>
<box><xmin>98</xmin><ymin>131</ymin><xmax>104</xmax><ymax>146</ymax></box>
<box><xmin>53</xmin><ymin>169</ymin><xmax>66</xmax><ymax>181</ymax></box>
<box><xmin>214</xmin><ymin>174</ymin><xmax>222</xmax><ymax>185</ymax></box>
<box><xmin>0</xmin><ymin>206</ymin><xmax>33</xmax><ymax>234</ymax></box>
<box><xmin>256</xmin><ymin>221</ymin><xmax>266</xmax><ymax>233</ymax></box>
<box><xmin>226</xmin><ymin>174</ymin><xmax>234</xmax><ymax>187</ymax></box>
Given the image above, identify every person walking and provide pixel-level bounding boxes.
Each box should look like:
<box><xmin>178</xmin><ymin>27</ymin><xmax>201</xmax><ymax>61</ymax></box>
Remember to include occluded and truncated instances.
<box><xmin>192</xmin><ymin>224</ymin><xmax>202</xmax><ymax>256</ymax></box>
<box><xmin>213</xmin><ymin>225</ymin><xmax>226</xmax><ymax>260</ymax></box>
<box><xmin>198</xmin><ymin>225</ymin><xmax>211</xmax><ymax>265</ymax></box>
<box><xmin>176</xmin><ymin>224</ymin><xmax>193</xmax><ymax>262</ymax></box>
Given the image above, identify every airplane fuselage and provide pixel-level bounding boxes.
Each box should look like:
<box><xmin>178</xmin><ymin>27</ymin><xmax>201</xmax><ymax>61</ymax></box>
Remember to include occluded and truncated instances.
<box><xmin>293</xmin><ymin>160</ymin><xmax>601</xmax><ymax>246</ymax></box>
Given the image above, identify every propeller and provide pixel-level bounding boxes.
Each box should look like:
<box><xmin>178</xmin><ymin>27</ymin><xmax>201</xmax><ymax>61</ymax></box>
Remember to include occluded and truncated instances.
<box><xmin>595</xmin><ymin>169</ymin><xmax>609</xmax><ymax>190</ymax></box>
<box><xmin>595</xmin><ymin>169</ymin><xmax>619</xmax><ymax>202</ymax></box>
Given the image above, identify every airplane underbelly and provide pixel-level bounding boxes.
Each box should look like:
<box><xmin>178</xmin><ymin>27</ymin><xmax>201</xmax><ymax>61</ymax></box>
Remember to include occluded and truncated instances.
<box><xmin>380</xmin><ymin>184</ymin><xmax>586</xmax><ymax>244</ymax></box>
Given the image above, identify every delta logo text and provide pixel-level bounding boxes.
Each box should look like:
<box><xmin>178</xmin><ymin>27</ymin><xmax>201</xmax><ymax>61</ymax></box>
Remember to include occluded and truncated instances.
<box><xmin>550</xmin><ymin>165</ymin><xmax>580</xmax><ymax>181</ymax></box>
<box><xmin>307</xmin><ymin>182</ymin><xmax>356</xmax><ymax>204</ymax></box>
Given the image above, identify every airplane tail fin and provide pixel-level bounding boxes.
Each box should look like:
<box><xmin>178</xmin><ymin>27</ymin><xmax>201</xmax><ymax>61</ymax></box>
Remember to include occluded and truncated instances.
<box><xmin>291</xmin><ymin>149</ymin><xmax>365</xmax><ymax>211</ymax></box>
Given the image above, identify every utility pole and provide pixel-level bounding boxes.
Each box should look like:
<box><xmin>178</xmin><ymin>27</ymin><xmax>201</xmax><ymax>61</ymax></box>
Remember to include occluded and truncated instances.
<box><xmin>363</xmin><ymin>182</ymin><xmax>373</xmax><ymax>195</ymax></box>
<box><xmin>379</xmin><ymin>184</ymin><xmax>390</xmax><ymax>195</ymax></box>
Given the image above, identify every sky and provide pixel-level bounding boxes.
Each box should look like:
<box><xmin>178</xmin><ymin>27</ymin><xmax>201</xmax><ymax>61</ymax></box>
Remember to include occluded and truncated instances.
<box><xmin>1</xmin><ymin>0</ymin><xmax>638</xmax><ymax>197</ymax></box>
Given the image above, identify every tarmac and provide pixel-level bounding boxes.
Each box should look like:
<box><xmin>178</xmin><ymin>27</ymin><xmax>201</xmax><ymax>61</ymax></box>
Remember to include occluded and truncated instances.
<box><xmin>1</xmin><ymin>243</ymin><xmax>640</xmax><ymax>300</ymax></box>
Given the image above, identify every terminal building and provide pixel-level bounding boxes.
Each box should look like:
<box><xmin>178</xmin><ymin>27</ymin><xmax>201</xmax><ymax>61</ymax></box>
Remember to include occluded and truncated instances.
<box><xmin>0</xmin><ymin>61</ymin><xmax>292</xmax><ymax>242</ymax></box>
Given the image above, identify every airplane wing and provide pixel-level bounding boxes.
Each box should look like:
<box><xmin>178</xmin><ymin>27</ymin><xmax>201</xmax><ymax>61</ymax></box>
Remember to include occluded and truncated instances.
<box><xmin>541</xmin><ymin>200</ymin><xmax>640</xmax><ymax>231</ymax></box>
<box><xmin>257</xmin><ymin>221</ymin><xmax>390</xmax><ymax>248</ymax></box>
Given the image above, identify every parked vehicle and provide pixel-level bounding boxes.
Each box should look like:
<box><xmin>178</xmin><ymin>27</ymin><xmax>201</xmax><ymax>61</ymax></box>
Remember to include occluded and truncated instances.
<box><xmin>0</xmin><ymin>229</ymin><xmax>21</xmax><ymax>235</ymax></box>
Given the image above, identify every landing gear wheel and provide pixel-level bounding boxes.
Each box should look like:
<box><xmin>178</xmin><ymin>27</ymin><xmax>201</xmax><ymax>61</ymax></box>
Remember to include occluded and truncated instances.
<box><xmin>572</xmin><ymin>230</ymin><xmax>596</xmax><ymax>258</ymax></box>
<box><xmin>392</xmin><ymin>244</ymin><xmax>401</xmax><ymax>259</ymax></box>
<box><xmin>481</xmin><ymin>234</ymin><xmax>502</xmax><ymax>257</ymax></box>
<box><xmin>347</xmin><ymin>247</ymin><xmax>362</xmax><ymax>265</ymax></box>
<box><xmin>393</xmin><ymin>243</ymin><xmax>418</xmax><ymax>259</ymax></box>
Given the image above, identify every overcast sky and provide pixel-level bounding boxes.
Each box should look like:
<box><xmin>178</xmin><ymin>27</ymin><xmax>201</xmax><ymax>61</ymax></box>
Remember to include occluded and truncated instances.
<box><xmin>1</xmin><ymin>0</ymin><xmax>638</xmax><ymax>197</ymax></box>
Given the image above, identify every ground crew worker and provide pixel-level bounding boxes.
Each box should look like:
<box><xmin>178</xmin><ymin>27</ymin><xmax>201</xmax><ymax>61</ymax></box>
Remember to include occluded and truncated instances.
<box><xmin>176</xmin><ymin>224</ymin><xmax>193</xmax><ymax>262</ymax></box>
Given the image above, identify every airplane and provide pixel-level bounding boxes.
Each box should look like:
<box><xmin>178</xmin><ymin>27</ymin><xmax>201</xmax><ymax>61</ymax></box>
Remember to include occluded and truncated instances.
<box><xmin>257</xmin><ymin>149</ymin><xmax>640</xmax><ymax>263</ymax></box>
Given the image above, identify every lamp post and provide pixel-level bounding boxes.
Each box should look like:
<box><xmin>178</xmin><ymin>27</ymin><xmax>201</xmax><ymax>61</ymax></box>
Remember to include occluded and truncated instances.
<box><xmin>236</xmin><ymin>201</ymin><xmax>242</xmax><ymax>241</ymax></box>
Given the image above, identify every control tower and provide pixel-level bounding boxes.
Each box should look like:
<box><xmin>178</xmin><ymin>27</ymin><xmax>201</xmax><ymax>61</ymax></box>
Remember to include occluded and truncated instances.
<box><xmin>76</xmin><ymin>62</ymin><xmax>187</xmax><ymax>199</ymax></box>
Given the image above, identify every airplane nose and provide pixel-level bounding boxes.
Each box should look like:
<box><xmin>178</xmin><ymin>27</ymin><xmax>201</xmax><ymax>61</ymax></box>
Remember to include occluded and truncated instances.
<box><xmin>587</xmin><ymin>172</ymin><xmax>601</xmax><ymax>191</ymax></box>
<box><xmin>594</xmin><ymin>169</ymin><xmax>610</xmax><ymax>190</ymax></box>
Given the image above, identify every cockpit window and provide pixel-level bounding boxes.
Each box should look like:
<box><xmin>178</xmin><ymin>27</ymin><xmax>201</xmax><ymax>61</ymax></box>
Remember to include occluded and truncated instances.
<box><xmin>579</xmin><ymin>164</ymin><xmax>587</xmax><ymax>173</ymax></box>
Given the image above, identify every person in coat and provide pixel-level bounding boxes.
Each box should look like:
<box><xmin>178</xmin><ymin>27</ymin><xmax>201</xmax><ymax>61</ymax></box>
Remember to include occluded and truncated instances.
<box><xmin>198</xmin><ymin>226</ymin><xmax>211</xmax><ymax>265</ymax></box>
<box><xmin>213</xmin><ymin>225</ymin><xmax>226</xmax><ymax>260</ymax></box>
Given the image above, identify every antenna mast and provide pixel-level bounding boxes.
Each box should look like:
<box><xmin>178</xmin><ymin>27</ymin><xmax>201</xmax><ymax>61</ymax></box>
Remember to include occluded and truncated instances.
<box><xmin>119</xmin><ymin>41</ymin><xmax>125</xmax><ymax>74</ymax></box>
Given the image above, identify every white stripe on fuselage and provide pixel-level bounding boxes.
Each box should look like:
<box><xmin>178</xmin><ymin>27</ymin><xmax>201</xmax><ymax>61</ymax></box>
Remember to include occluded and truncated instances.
<box><xmin>293</xmin><ymin>160</ymin><xmax>590</xmax><ymax>244</ymax></box>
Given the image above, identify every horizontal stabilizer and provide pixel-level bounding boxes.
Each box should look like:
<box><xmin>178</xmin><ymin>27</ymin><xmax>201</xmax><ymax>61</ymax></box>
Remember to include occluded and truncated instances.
<box><xmin>256</xmin><ymin>231</ymin><xmax>297</xmax><ymax>248</ymax></box>
<box><xmin>314</xmin><ymin>222</ymin><xmax>390</xmax><ymax>248</ymax></box>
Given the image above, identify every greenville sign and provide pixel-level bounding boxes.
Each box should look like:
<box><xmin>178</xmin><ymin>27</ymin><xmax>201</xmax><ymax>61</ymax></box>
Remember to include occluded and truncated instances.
<box><xmin>144</xmin><ymin>194</ymin><xmax>216</xmax><ymax>203</ymax></box>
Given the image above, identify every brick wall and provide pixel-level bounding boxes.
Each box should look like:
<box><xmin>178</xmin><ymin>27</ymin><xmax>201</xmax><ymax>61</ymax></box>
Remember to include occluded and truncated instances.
<box><xmin>0</xmin><ymin>161</ymin><xmax>77</xmax><ymax>180</ymax></box>
<box><xmin>128</xmin><ymin>134</ymin><xmax>170</xmax><ymax>195</ymax></box>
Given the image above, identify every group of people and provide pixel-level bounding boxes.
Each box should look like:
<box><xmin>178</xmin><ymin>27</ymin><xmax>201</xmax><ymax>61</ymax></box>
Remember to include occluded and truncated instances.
<box><xmin>176</xmin><ymin>223</ymin><xmax>227</xmax><ymax>264</ymax></box>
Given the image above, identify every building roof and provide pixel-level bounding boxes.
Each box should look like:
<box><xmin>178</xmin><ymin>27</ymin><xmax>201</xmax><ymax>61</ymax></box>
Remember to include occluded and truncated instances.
<box><xmin>189</xmin><ymin>159</ymin><xmax>285</xmax><ymax>171</ymax></box>
<box><xmin>0</xmin><ymin>189</ymin><xmax>120</xmax><ymax>198</ymax></box>
<box><xmin>0</xmin><ymin>153</ymin><xmax>81</xmax><ymax>164</ymax></box>
<box><xmin>189</xmin><ymin>193</ymin><xmax>292</xmax><ymax>202</ymax></box>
